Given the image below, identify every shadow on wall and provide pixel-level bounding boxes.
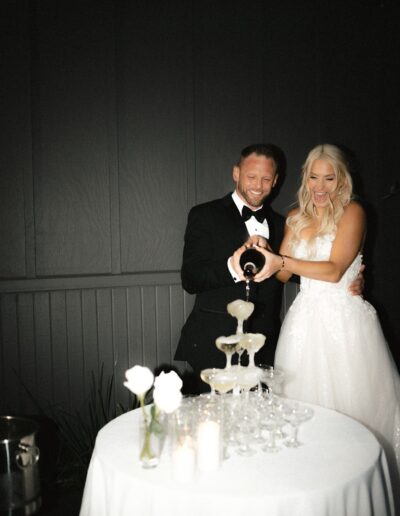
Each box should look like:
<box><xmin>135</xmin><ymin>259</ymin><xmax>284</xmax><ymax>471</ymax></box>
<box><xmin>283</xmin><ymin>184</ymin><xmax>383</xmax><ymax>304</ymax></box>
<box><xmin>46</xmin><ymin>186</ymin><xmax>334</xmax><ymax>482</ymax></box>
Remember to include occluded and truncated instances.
<box><xmin>338</xmin><ymin>143</ymin><xmax>400</xmax><ymax>369</ymax></box>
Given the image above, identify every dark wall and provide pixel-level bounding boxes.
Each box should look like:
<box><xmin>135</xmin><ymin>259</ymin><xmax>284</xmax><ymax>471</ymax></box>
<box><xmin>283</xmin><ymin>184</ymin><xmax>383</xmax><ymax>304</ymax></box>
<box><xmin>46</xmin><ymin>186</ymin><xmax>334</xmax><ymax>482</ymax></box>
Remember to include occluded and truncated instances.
<box><xmin>0</xmin><ymin>0</ymin><xmax>399</xmax><ymax>413</ymax></box>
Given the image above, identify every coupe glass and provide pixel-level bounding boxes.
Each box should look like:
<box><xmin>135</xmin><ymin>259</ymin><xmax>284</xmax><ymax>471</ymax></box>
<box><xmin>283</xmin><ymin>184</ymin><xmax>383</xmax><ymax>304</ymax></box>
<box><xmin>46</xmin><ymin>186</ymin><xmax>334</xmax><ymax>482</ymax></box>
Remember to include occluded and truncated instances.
<box><xmin>215</xmin><ymin>335</ymin><xmax>240</xmax><ymax>368</ymax></box>
<box><xmin>200</xmin><ymin>368</ymin><xmax>220</xmax><ymax>395</ymax></box>
<box><xmin>239</xmin><ymin>333</ymin><xmax>266</xmax><ymax>367</ymax></box>
<box><xmin>227</xmin><ymin>300</ymin><xmax>254</xmax><ymax>335</ymax></box>
<box><xmin>260</xmin><ymin>409</ymin><xmax>282</xmax><ymax>453</ymax></box>
<box><xmin>282</xmin><ymin>401</ymin><xmax>314</xmax><ymax>448</ymax></box>
<box><xmin>229</xmin><ymin>365</ymin><xmax>243</xmax><ymax>396</ymax></box>
<box><xmin>236</xmin><ymin>366</ymin><xmax>262</xmax><ymax>400</ymax></box>
<box><xmin>211</xmin><ymin>368</ymin><xmax>238</xmax><ymax>394</ymax></box>
<box><xmin>259</xmin><ymin>365</ymin><xmax>285</xmax><ymax>400</ymax></box>
<box><xmin>235</xmin><ymin>409</ymin><xmax>257</xmax><ymax>456</ymax></box>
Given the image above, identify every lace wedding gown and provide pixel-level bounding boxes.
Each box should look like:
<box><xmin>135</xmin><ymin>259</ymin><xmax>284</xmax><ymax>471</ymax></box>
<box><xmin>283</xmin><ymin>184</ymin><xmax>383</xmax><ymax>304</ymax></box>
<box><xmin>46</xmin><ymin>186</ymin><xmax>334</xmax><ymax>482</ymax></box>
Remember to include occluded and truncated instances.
<box><xmin>275</xmin><ymin>234</ymin><xmax>400</xmax><ymax>490</ymax></box>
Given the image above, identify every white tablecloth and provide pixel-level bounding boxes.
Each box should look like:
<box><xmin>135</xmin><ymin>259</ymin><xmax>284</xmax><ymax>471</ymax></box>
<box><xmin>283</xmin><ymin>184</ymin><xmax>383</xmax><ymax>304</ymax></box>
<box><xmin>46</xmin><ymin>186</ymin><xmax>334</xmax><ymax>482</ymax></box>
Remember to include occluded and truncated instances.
<box><xmin>80</xmin><ymin>402</ymin><xmax>394</xmax><ymax>516</ymax></box>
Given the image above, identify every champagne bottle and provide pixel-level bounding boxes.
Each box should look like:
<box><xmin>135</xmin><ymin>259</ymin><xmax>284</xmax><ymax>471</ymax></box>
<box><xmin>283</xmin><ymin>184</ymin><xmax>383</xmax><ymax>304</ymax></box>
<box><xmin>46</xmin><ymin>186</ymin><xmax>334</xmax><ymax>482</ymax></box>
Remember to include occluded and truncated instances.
<box><xmin>239</xmin><ymin>248</ymin><xmax>266</xmax><ymax>278</ymax></box>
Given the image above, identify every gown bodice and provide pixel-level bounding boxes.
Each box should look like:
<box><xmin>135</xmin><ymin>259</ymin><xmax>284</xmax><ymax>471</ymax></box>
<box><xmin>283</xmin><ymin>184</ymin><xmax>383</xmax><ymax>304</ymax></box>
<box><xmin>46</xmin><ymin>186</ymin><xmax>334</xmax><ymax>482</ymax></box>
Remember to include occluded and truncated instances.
<box><xmin>293</xmin><ymin>233</ymin><xmax>362</xmax><ymax>296</ymax></box>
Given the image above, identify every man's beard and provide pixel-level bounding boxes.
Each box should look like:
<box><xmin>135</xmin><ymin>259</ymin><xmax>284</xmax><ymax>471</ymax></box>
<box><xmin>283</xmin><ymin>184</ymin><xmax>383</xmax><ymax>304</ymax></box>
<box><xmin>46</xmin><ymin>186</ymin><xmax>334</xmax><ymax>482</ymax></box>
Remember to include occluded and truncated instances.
<box><xmin>239</xmin><ymin>188</ymin><xmax>267</xmax><ymax>208</ymax></box>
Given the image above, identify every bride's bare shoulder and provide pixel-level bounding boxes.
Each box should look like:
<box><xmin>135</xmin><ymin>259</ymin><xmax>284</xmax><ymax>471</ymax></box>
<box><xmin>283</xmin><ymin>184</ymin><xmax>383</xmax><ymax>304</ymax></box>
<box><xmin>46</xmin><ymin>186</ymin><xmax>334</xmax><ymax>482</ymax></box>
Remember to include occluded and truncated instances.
<box><xmin>342</xmin><ymin>201</ymin><xmax>365</xmax><ymax>220</ymax></box>
<box><xmin>286</xmin><ymin>206</ymin><xmax>300</xmax><ymax>218</ymax></box>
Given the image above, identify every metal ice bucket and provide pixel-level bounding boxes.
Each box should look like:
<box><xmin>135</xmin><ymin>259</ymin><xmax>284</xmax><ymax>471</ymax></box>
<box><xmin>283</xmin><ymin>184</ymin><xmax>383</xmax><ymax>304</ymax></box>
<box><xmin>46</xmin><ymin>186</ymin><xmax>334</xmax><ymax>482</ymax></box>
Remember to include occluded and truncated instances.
<box><xmin>0</xmin><ymin>416</ymin><xmax>41</xmax><ymax>515</ymax></box>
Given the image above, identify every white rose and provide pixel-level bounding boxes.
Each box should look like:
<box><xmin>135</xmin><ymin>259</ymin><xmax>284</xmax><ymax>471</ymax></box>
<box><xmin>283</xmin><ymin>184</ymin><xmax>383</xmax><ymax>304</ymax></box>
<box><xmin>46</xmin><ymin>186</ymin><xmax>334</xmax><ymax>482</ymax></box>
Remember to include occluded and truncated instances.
<box><xmin>153</xmin><ymin>371</ymin><xmax>183</xmax><ymax>414</ymax></box>
<box><xmin>124</xmin><ymin>365</ymin><xmax>154</xmax><ymax>397</ymax></box>
<box><xmin>154</xmin><ymin>370</ymin><xmax>183</xmax><ymax>392</ymax></box>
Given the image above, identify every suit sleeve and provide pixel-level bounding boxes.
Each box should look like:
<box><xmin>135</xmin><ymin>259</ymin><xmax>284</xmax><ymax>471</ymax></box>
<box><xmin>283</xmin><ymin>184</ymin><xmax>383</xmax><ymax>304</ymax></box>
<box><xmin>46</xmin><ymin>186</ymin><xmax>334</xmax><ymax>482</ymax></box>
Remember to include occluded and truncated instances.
<box><xmin>181</xmin><ymin>206</ymin><xmax>237</xmax><ymax>294</ymax></box>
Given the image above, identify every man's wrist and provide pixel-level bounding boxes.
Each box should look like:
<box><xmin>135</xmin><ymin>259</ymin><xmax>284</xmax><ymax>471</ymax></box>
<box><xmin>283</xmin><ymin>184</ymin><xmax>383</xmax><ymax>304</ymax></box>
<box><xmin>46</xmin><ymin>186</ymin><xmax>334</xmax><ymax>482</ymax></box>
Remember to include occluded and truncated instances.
<box><xmin>227</xmin><ymin>257</ymin><xmax>241</xmax><ymax>283</ymax></box>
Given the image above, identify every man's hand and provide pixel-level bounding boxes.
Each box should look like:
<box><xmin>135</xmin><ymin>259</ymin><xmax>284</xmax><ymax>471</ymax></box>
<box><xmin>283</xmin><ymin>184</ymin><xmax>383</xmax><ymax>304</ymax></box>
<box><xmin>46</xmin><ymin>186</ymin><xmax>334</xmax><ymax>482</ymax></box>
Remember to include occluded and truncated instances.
<box><xmin>230</xmin><ymin>244</ymin><xmax>247</xmax><ymax>281</ymax></box>
<box><xmin>348</xmin><ymin>263</ymin><xmax>365</xmax><ymax>296</ymax></box>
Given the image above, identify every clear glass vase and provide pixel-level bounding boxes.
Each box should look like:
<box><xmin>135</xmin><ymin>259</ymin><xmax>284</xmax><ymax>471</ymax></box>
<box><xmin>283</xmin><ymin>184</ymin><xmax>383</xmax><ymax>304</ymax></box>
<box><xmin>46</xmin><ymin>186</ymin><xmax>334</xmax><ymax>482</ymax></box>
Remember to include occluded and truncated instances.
<box><xmin>138</xmin><ymin>407</ymin><xmax>164</xmax><ymax>468</ymax></box>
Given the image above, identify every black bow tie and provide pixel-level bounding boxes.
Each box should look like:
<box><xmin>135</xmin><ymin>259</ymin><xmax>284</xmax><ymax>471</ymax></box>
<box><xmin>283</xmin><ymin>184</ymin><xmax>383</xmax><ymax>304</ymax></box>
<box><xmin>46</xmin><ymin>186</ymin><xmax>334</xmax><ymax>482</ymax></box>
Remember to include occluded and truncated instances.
<box><xmin>241</xmin><ymin>205</ymin><xmax>265</xmax><ymax>223</ymax></box>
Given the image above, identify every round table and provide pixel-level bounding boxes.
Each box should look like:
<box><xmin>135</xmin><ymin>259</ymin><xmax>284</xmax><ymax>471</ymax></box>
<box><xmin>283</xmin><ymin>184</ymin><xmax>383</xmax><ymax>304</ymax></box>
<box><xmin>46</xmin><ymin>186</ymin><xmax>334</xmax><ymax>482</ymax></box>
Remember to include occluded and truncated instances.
<box><xmin>79</xmin><ymin>402</ymin><xmax>394</xmax><ymax>516</ymax></box>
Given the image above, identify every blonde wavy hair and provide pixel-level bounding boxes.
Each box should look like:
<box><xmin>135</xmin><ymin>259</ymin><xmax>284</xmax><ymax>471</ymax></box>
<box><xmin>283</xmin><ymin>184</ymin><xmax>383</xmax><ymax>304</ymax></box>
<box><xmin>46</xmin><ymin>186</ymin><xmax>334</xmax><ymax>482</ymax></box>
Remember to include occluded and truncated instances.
<box><xmin>287</xmin><ymin>144</ymin><xmax>353</xmax><ymax>243</ymax></box>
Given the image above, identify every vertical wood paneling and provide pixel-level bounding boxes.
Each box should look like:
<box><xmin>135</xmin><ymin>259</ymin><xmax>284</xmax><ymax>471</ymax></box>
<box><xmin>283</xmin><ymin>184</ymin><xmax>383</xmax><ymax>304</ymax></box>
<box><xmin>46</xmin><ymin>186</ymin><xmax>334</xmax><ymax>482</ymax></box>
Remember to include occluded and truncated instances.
<box><xmin>0</xmin><ymin>298</ymin><xmax>4</xmax><ymax>404</ymax></box>
<box><xmin>0</xmin><ymin>169</ymin><xmax>26</xmax><ymax>278</ymax></box>
<box><xmin>17</xmin><ymin>293</ymin><xmax>41</xmax><ymax>412</ymax></box>
<box><xmin>17</xmin><ymin>294</ymin><xmax>35</xmax><ymax>413</ymax></box>
<box><xmin>32</xmin><ymin>0</ymin><xmax>113</xmax><ymax>276</ymax></box>
<box><xmin>65</xmin><ymin>291</ymin><xmax>84</xmax><ymax>411</ymax></box>
<box><xmin>118</xmin><ymin>0</ymin><xmax>193</xmax><ymax>272</ymax></box>
<box><xmin>33</xmin><ymin>292</ymin><xmax>53</xmax><ymax>407</ymax></box>
<box><xmin>82</xmin><ymin>290</ymin><xmax>100</xmax><ymax>383</ymax></box>
<box><xmin>193</xmin><ymin>0</ymin><xmax>264</xmax><ymax>204</ymax></box>
<box><xmin>0</xmin><ymin>295</ymin><xmax>19</xmax><ymax>413</ymax></box>
<box><xmin>104</xmin><ymin>1</ymin><xmax>121</xmax><ymax>276</ymax></box>
<box><xmin>0</xmin><ymin>1</ymin><xmax>31</xmax><ymax>278</ymax></box>
<box><xmin>141</xmin><ymin>288</ymin><xmax>158</xmax><ymax>367</ymax></box>
<box><xmin>96</xmin><ymin>289</ymin><xmax>114</xmax><ymax>381</ymax></box>
<box><xmin>126</xmin><ymin>287</ymin><xmax>144</xmax><ymax>368</ymax></box>
<box><xmin>261</xmin><ymin>1</ymin><xmax>319</xmax><ymax>216</ymax></box>
<box><xmin>50</xmin><ymin>291</ymin><xmax>69</xmax><ymax>411</ymax></box>
<box><xmin>155</xmin><ymin>286</ymin><xmax>172</xmax><ymax>367</ymax></box>
<box><xmin>112</xmin><ymin>288</ymin><xmax>130</xmax><ymax>409</ymax></box>
<box><xmin>317</xmin><ymin>4</ymin><xmax>381</xmax><ymax>149</ymax></box>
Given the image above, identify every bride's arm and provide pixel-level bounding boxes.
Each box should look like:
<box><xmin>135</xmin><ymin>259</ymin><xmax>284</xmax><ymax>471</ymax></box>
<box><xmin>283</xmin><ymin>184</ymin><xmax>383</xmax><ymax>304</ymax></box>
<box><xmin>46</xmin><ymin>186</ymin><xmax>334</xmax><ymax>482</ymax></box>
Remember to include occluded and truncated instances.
<box><xmin>273</xmin><ymin>210</ymin><xmax>297</xmax><ymax>283</ymax></box>
<box><xmin>251</xmin><ymin>208</ymin><xmax>296</xmax><ymax>284</ymax></box>
<box><xmin>254</xmin><ymin>202</ymin><xmax>366</xmax><ymax>283</ymax></box>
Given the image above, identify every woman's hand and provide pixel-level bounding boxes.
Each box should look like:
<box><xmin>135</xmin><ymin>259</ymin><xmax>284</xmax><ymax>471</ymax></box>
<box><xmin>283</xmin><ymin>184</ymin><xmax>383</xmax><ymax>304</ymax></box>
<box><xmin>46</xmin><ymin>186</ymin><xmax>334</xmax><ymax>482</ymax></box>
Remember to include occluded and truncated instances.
<box><xmin>243</xmin><ymin>235</ymin><xmax>270</xmax><ymax>250</ymax></box>
<box><xmin>252</xmin><ymin>247</ymin><xmax>283</xmax><ymax>282</ymax></box>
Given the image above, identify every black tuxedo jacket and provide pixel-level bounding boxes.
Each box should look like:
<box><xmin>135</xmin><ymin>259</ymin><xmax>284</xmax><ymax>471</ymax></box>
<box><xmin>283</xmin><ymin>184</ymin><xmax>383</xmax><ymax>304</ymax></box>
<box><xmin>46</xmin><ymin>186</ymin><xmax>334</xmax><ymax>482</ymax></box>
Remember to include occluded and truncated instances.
<box><xmin>174</xmin><ymin>193</ymin><xmax>285</xmax><ymax>372</ymax></box>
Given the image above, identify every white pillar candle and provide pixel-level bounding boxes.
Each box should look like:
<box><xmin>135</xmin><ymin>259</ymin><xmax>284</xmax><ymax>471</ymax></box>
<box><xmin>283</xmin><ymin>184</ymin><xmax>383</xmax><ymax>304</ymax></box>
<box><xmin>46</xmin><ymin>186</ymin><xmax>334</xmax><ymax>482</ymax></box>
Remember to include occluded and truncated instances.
<box><xmin>196</xmin><ymin>420</ymin><xmax>221</xmax><ymax>473</ymax></box>
<box><xmin>172</xmin><ymin>437</ymin><xmax>195</xmax><ymax>483</ymax></box>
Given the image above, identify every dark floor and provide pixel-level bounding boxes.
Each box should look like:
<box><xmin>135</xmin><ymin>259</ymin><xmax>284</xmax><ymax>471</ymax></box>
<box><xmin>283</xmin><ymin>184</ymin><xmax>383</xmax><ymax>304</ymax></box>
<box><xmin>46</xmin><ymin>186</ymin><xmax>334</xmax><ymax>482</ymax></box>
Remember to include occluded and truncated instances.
<box><xmin>0</xmin><ymin>487</ymin><xmax>82</xmax><ymax>516</ymax></box>
<box><xmin>37</xmin><ymin>487</ymin><xmax>83</xmax><ymax>516</ymax></box>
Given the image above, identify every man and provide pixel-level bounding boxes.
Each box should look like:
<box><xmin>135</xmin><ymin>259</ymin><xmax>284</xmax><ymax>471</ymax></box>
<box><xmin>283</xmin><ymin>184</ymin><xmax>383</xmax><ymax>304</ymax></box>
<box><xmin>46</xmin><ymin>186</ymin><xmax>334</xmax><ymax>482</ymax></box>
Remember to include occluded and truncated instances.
<box><xmin>174</xmin><ymin>144</ymin><xmax>286</xmax><ymax>381</ymax></box>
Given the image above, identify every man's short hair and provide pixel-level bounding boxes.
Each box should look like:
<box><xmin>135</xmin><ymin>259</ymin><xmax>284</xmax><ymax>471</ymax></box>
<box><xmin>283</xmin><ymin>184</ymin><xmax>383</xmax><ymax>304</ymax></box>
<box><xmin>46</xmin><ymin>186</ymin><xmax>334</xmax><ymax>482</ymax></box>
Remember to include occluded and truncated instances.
<box><xmin>238</xmin><ymin>143</ymin><xmax>285</xmax><ymax>174</ymax></box>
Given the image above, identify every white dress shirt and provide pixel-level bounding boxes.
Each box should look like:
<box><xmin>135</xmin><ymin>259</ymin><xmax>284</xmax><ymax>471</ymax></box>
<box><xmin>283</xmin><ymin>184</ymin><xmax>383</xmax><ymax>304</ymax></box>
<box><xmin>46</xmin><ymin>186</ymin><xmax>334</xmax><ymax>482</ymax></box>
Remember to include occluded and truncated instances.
<box><xmin>228</xmin><ymin>191</ymin><xmax>269</xmax><ymax>282</ymax></box>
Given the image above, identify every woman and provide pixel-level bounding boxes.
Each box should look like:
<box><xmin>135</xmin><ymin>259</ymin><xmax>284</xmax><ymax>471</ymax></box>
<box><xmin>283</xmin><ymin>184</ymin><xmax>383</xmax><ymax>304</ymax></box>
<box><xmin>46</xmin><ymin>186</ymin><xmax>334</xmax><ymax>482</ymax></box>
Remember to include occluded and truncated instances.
<box><xmin>252</xmin><ymin>143</ymin><xmax>400</xmax><ymax>490</ymax></box>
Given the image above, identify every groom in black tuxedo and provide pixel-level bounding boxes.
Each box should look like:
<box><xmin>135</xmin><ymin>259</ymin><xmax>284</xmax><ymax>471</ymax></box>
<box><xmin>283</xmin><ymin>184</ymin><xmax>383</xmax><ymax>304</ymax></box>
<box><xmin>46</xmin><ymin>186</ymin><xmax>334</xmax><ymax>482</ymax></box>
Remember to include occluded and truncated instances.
<box><xmin>174</xmin><ymin>144</ymin><xmax>286</xmax><ymax>383</ymax></box>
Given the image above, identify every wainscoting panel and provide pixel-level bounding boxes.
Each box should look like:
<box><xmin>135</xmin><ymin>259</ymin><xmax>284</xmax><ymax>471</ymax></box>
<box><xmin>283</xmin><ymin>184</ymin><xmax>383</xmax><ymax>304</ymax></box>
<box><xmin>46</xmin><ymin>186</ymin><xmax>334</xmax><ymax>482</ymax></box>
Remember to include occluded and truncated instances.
<box><xmin>0</xmin><ymin>276</ymin><xmax>299</xmax><ymax>418</ymax></box>
<box><xmin>0</xmin><ymin>273</ymin><xmax>195</xmax><ymax>417</ymax></box>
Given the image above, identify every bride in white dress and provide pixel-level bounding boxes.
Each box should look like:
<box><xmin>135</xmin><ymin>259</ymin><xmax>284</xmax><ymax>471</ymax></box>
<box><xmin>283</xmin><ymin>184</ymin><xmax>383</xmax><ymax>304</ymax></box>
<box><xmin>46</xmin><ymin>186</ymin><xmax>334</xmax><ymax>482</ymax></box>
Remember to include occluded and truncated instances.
<box><xmin>252</xmin><ymin>144</ymin><xmax>400</xmax><ymax>498</ymax></box>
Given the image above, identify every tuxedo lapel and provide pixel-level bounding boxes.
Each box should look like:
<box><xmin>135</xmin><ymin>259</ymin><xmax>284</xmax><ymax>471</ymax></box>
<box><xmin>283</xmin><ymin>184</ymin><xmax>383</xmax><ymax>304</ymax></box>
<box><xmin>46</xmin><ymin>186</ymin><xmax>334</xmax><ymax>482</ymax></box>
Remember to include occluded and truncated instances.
<box><xmin>263</xmin><ymin>204</ymin><xmax>274</xmax><ymax>242</ymax></box>
<box><xmin>221</xmin><ymin>194</ymin><xmax>249</xmax><ymax>240</ymax></box>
